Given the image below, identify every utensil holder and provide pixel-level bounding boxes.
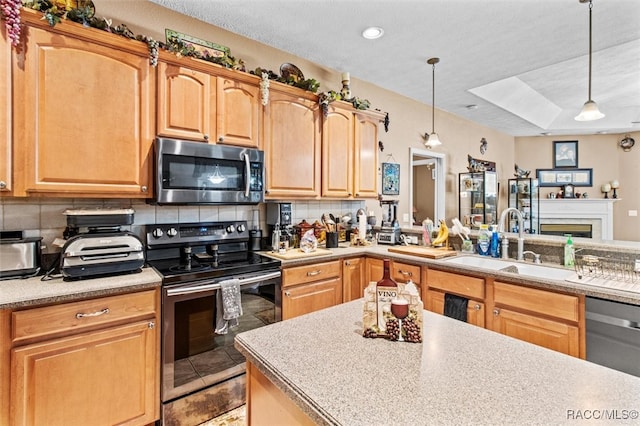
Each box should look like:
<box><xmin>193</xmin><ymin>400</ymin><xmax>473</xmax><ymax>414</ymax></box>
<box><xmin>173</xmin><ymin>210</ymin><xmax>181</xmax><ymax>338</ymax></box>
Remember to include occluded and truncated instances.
<box><xmin>326</xmin><ymin>232</ymin><xmax>338</xmax><ymax>248</ymax></box>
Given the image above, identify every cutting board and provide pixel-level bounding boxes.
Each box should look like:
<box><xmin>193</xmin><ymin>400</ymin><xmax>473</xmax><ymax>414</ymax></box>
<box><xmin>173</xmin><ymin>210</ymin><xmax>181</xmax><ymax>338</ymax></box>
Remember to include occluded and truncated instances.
<box><xmin>388</xmin><ymin>246</ymin><xmax>457</xmax><ymax>259</ymax></box>
<box><xmin>264</xmin><ymin>247</ymin><xmax>334</xmax><ymax>260</ymax></box>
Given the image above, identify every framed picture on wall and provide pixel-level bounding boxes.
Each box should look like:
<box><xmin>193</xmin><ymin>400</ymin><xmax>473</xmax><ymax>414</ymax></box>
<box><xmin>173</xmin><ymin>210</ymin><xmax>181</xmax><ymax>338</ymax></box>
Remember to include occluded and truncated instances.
<box><xmin>382</xmin><ymin>162</ymin><xmax>400</xmax><ymax>195</ymax></box>
<box><xmin>536</xmin><ymin>168</ymin><xmax>593</xmax><ymax>187</ymax></box>
<box><xmin>553</xmin><ymin>141</ymin><xmax>578</xmax><ymax>168</ymax></box>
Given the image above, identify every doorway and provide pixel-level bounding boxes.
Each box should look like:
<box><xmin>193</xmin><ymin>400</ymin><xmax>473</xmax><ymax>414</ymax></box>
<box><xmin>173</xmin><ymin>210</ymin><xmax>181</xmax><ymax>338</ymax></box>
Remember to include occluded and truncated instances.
<box><xmin>409</xmin><ymin>148</ymin><xmax>445</xmax><ymax>226</ymax></box>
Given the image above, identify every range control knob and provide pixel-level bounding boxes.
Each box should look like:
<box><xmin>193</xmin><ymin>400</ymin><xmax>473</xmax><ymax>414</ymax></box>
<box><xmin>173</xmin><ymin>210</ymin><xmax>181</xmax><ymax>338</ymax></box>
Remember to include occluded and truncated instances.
<box><xmin>167</xmin><ymin>228</ymin><xmax>178</xmax><ymax>237</ymax></box>
<box><xmin>226</xmin><ymin>224</ymin><xmax>235</xmax><ymax>234</ymax></box>
<box><xmin>237</xmin><ymin>224</ymin><xmax>246</xmax><ymax>233</ymax></box>
<box><xmin>152</xmin><ymin>228</ymin><xmax>164</xmax><ymax>238</ymax></box>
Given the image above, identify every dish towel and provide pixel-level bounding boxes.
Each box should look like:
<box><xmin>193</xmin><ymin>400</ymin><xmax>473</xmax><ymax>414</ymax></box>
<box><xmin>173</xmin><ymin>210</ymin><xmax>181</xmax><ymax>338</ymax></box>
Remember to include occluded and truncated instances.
<box><xmin>444</xmin><ymin>293</ymin><xmax>469</xmax><ymax>322</ymax></box>
<box><xmin>214</xmin><ymin>279</ymin><xmax>243</xmax><ymax>334</ymax></box>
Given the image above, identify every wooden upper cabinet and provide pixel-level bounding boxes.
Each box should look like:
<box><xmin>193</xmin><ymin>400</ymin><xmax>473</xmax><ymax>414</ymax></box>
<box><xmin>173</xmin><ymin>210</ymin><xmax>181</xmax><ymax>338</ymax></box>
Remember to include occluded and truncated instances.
<box><xmin>263</xmin><ymin>86</ymin><xmax>321</xmax><ymax>199</ymax></box>
<box><xmin>0</xmin><ymin>25</ymin><xmax>10</xmax><ymax>194</ymax></box>
<box><xmin>321</xmin><ymin>103</ymin><xmax>354</xmax><ymax>198</ymax></box>
<box><xmin>353</xmin><ymin>111</ymin><xmax>382</xmax><ymax>198</ymax></box>
<box><xmin>12</xmin><ymin>12</ymin><xmax>154</xmax><ymax>198</ymax></box>
<box><xmin>216</xmin><ymin>76</ymin><xmax>261</xmax><ymax>148</ymax></box>
<box><xmin>157</xmin><ymin>61</ymin><xmax>215</xmax><ymax>142</ymax></box>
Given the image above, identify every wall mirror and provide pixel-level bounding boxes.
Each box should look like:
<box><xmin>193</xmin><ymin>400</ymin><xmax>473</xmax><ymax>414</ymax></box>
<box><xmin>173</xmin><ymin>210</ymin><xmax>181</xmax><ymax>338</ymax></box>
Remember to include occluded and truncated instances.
<box><xmin>409</xmin><ymin>147</ymin><xmax>445</xmax><ymax>226</ymax></box>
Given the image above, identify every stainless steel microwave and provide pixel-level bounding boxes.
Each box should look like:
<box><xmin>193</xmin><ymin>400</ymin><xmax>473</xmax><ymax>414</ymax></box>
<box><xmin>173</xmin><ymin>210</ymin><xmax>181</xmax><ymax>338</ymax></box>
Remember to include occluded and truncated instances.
<box><xmin>153</xmin><ymin>137</ymin><xmax>264</xmax><ymax>205</ymax></box>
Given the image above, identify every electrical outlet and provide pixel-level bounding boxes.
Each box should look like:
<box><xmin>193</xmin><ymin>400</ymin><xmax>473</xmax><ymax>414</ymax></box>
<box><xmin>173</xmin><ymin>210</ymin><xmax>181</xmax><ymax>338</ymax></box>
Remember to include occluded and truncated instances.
<box><xmin>403</xmin><ymin>213</ymin><xmax>410</xmax><ymax>222</ymax></box>
<box><xmin>629</xmin><ymin>210</ymin><xmax>638</xmax><ymax>217</ymax></box>
<box><xmin>409</xmin><ymin>235</ymin><xmax>419</xmax><ymax>244</ymax></box>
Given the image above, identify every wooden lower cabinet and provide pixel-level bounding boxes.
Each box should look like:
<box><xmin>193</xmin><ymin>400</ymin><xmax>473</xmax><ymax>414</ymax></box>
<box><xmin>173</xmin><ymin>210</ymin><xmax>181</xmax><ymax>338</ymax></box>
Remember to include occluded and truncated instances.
<box><xmin>491</xmin><ymin>281</ymin><xmax>582</xmax><ymax>358</ymax></box>
<box><xmin>282</xmin><ymin>260</ymin><xmax>342</xmax><ymax>320</ymax></box>
<box><xmin>343</xmin><ymin>257</ymin><xmax>365</xmax><ymax>302</ymax></box>
<box><xmin>246</xmin><ymin>362</ymin><xmax>314</xmax><ymax>426</ymax></box>
<box><xmin>7</xmin><ymin>289</ymin><xmax>160</xmax><ymax>426</ymax></box>
<box><xmin>425</xmin><ymin>289</ymin><xmax>485</xmax><ymax>327</ymax></box>
<box><xmin>366</xmin><ymin>258</ymin><xmax>422</xmax><ymax>289</ymax></box>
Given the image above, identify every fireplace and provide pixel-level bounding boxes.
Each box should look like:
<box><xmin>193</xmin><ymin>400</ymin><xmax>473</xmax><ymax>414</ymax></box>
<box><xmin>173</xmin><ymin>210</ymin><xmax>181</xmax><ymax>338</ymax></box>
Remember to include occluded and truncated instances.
<box><xmin>539</xmin><ymin>199</ymin><xmax>618</xmax><ymax>240</ymax></box>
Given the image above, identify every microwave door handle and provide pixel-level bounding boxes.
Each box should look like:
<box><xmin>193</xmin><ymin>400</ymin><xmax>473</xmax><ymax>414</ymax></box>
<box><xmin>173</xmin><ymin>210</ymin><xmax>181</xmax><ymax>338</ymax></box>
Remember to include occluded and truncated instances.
<box><xmin>243</xmin><ymin>152</ymin><xmax>250</xmax><ymax>197</ymax></box>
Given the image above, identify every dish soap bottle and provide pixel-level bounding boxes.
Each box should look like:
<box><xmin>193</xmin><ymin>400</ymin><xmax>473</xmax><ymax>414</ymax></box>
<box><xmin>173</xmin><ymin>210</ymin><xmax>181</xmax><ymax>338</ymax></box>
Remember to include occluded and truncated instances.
<box><xmin>489</xmin><ymin>225</ymin><xmax>500</xmax><ymax>258</ymax></box>
<box><xmin>564</xmin><ymin>234</ymin><xmax>574</xmax><ymax>267</ymax></box>
<box><xmin>477</xmin><ymin>224</ymin><xmax>491</xmax><ymax>256</ymax></box>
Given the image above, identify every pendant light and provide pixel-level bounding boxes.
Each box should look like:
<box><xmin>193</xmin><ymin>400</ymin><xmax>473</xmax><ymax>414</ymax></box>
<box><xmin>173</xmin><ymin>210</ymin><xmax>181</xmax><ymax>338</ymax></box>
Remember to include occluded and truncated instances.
<box><xmin>425</xmin><ymin>57</ymin><xmax>442</xmax><ymax>148</ymax></box>
<box><xmin>575</xmin><ymin>0</ymin><xmax>605</xmax><ymax>121</ymax></box>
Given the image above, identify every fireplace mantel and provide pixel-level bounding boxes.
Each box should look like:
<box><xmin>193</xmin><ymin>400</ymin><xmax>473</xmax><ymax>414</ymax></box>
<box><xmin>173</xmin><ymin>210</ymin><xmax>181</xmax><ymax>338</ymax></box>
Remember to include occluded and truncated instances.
<box><xmin>539</xmin><ymin>198</ymin><xmax>619</xmax><ymax>240</ymax></box>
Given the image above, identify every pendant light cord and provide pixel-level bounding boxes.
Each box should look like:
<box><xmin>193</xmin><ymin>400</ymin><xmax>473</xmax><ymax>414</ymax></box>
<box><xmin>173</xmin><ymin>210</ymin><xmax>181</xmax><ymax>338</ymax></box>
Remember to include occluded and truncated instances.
<box><xmin>587</xmin><ymin>0</ymin><xmax>593</xmax><ymax>101</ymax></box>
<box><xmin>431</xmin><ymin>62</ymin><xmax>436</xmax><ymax>133</ymax></box>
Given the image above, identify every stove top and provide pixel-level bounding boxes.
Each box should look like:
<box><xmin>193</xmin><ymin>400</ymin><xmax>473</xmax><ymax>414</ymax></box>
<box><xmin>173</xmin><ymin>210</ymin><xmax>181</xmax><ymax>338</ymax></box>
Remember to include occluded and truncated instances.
<box><xmin>144</xmin><ymin>221</ymin><xmax>280</xmax><ymax>285</ymax></box>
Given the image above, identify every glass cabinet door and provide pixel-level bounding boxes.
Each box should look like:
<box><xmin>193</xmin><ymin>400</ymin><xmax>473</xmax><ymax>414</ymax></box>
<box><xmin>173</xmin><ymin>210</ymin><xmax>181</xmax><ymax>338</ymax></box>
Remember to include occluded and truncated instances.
<box><xmin>459</xmin><ymin>171</ymin><xmax>498</xmax><ymax>228</ymax></box>
<box><xmin>508</xmin><ymin>177</ymin><xmax>539</xmax><ymax>234</ymax></box>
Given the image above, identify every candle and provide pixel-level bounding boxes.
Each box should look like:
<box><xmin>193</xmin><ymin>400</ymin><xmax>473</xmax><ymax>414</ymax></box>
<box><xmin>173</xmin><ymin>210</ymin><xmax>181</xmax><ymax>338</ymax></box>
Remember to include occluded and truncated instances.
<box><xmin>358</xmin><ymin>214</ymin><xmax>367</xmax><ymax>240</ymax></box>
<box><xmin>610</xmin><ymin>180</ymin><xmax>619</xmax><ymax>189</ymax></box>
<box><xmin>341</xmin><ymin>72</ymin><xmax>350</xmax><ymax>82</ymax></box>
<box><xmin>601</xmin><ymin>183</ymin><xmax>611</xmax><ymax>192</ymax></box>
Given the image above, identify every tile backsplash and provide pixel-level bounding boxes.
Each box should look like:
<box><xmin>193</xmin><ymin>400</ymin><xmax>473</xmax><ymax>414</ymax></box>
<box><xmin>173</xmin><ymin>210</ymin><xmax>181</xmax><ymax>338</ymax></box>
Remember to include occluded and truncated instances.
<box><xmin>0</xmin><ymin>198</ymin><xmax>365</xmax><ymax>253</ymax></box>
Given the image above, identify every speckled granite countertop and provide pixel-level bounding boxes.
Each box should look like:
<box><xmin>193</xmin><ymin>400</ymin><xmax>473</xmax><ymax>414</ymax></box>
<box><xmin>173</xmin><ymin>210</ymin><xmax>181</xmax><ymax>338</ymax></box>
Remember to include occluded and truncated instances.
<box><xmin>261</xmin><ymin>245</ymin><xmax>640</xmax><ymax>306</ymax></box>
<box><xmin>236</xmin><ymin>300</ymin><xmax>640</xmax><ymax>425</ymax></box>
<box><xmin>0</xmin><ymin>267</ymin><xmax>162</xmax><ymax>309</ymax></box>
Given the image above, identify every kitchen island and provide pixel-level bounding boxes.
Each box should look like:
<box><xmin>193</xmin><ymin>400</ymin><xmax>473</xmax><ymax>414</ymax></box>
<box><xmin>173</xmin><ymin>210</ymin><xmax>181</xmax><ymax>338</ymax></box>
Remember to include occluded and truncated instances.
<box><xmin>235</xmin><ymin>300</ymin><xmax>640</xmax><ymax>425</ymax></box>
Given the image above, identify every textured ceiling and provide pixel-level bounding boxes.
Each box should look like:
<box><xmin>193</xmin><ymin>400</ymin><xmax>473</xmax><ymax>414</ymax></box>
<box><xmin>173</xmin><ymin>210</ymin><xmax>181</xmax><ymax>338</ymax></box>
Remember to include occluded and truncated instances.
<box><xmin>150</xmin><ymin>0</ymin><xmax>640</xmax><ymax>137</ymax></box>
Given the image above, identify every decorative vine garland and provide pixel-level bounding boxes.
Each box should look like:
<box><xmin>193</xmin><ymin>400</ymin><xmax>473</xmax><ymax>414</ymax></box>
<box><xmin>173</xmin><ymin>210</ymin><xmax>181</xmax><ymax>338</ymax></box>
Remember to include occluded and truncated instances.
<box><xmin>0</xmin><ymin>0</ymin><xmax>373</xmax><ymax>113</ymax></box>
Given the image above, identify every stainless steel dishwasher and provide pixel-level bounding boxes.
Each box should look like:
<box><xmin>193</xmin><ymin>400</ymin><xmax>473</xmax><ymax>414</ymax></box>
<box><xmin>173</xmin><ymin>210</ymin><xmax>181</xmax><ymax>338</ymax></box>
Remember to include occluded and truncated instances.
<box><xmin>586</xmin><ymin>296</ymin><xmax>640</xmax><ymax>377</ymax></box>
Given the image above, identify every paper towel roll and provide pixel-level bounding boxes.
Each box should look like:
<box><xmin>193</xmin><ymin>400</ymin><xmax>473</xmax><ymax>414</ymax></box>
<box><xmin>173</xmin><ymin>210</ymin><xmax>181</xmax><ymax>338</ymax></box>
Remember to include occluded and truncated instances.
<box><xmin>358</xmin><ymin>214</ymin><xmax>367</xmax><ymax>240</ymax></box>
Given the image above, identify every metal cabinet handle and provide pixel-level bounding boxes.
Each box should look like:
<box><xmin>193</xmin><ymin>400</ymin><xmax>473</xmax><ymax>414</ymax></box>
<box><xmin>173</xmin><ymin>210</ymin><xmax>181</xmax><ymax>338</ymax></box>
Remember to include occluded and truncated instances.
<box><xmin>474</xmin><ymin>304</ymin><xmax>481</xmax><ymax>311</ymax></box>
<box><xmin>306</xmin><ymin>270</ymin><xmax>321</xmax><ymax>277</ymax></box>
<box><xmin>148</xmin><ymin>321</ymin><xmax>155</xmax><ymax>329</ymax></box>
<box><xmin>399</xmin><ymin>270</ymin><xmax>413</xmax><ymax>277</ymax></box>
<box><xmin>355</xmin><ymin>193</ymin><xmax>360</xmax><ymax>197</ymax></box>
<box><xmin>76</xmin><ymin>308</ymin><xmax>109</xmax><ymax>319</ymax></box>
<box><xmin>493</xmin><ymin>308</ymin><xmax>500</xmax><ymax>316</ymax></box>
<box><xmin>141</xmin><ymin>186</ymin><xmax>148</xmax><ymax>193</ymax></box>
<box><xmin>203</xmin><ymin>134</ymin><xmax>209</xmax><ymax>141</ymax></box>
<box><xmin>218</xmin><ymin>136</ymin><xmax>224</xmax><ymax>142</ymax></box>
<box><xmin>0</xmin><ymin>181</ymin><xmax>6</xmax><ymax>189</ymax></box>
<box><xmin>284</xmin><ymin>291</ymin><xmax>291</xmax><ymax>297</ymax></box>
<box><xmin>345</xmin><ymin>261</ymin><xmax>351</xmax><ymax>266</ymax></box>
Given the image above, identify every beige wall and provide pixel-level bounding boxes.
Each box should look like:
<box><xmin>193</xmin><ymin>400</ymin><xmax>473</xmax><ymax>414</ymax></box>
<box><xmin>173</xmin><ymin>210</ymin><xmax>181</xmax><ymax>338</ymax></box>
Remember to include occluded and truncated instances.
<box><xmin>94</xmin><ymin>1</ymin><xmax>637</xmax><ymax>242</ymax></box>
<box><xmin>515</xmin><ymin>132</ymin><xmax>640</xmax><ymax>241</ymax></box>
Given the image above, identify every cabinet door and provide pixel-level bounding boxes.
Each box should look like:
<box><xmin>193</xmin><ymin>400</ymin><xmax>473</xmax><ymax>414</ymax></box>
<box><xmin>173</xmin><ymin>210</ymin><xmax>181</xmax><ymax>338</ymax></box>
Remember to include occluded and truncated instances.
<box><xmin>157</xmin><ymin>62</ymin><xmax>216</xmax><ymax>142</ymax></box>
<box><xmin>321</xmin><ymin>104</ymin><xmax>354</xmax><ymax>198</ymax></box>
<box><xmin>263</xmin><ymin>88</ymin><xmax>321</xmax><ymax>198</ymax></box>
<box><xmin>11</xmin><ymin>320</ymin><xmax>158</xmax><ymax>426</ymax></box>
<box><xmin>492</xmin><ymin>307</ymin><xmax>579</xmax><ymax>357</ymax></box>
<box><xmin>343</xmin><ymin>257</ymin><xmax>365</xmax><ymax>302</ymax></box>
<box><xmin>0</xmin><ymin>25</ymin><xmax>10</xmax><ymax>193</ymax></box>
<box><xmin>14</xmin><ymin>24</ymin><xmax>154</xmax><ymax>198</ymax></box>
<box><xmin>216</xmin><ymin>76</ymin><xmax>260</xmax><ymax>148</ymax></box>
<box><xmin>353</xmin><ymin>112</ymin><xmax>379</xmax><ymax>198</ymax></box>
<box><xmin>425</xmin><ymin>289</ymin><xmax>485</xmax><ymax>327</ymax></box>
<box><xmin>365</xmin><ymin>257</ymin><xmax>384</xmax><ymax>284</ymax></box>
<box><xmin>391</xmin><ymin>261</ymin><xmax>421</xmax><ymax>286</ymax></box>
<box><xmin>282</xmin><ymin>277</ymin><xmax>342</xmax><ymax>320</ymax></box>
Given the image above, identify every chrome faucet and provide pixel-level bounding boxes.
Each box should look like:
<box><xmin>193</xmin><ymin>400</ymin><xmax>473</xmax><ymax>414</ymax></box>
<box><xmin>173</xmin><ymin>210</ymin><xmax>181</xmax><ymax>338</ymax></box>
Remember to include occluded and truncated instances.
<box><xmin>522</xmin><ymin>250</ymin><xmax>541</xmax><ymax>264</ymax></box>
<box><xmin>497</xmin><ymin>208</ymin><xmax>525</xmax><ymax>261</ymax></box>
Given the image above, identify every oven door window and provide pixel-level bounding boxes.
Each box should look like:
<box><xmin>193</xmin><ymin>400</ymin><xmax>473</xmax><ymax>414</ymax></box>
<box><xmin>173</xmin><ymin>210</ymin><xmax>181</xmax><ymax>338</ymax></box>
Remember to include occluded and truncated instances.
<box><xmin>164</xmin><ymin>278</ymin><xmax>279</xmax><ymax>401</ymax></box>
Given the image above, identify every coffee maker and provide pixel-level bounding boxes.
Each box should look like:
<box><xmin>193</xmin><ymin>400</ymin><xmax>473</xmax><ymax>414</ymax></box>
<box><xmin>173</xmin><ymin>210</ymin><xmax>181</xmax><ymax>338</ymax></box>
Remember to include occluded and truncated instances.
<box><xmin>266</xmin><ymin>203</ymin><xmax>293</xmax><ymax>249</ymax></box>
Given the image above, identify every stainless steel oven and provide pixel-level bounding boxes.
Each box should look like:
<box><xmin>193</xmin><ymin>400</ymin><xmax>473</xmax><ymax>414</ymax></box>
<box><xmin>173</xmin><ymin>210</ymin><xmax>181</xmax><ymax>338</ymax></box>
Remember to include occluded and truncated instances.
<box><xmin>145</xmin><ymin>221</ymin><xmax>281</xmax><ymax>425</ymax></box>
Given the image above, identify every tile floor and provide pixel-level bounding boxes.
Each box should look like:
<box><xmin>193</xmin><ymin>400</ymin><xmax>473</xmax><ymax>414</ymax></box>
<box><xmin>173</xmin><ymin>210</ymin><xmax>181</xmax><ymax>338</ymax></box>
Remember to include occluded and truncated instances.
<box><xmin>199</xmin><ymin>405</ymin><xmax>246</xmax><ymax>426</ymax></box>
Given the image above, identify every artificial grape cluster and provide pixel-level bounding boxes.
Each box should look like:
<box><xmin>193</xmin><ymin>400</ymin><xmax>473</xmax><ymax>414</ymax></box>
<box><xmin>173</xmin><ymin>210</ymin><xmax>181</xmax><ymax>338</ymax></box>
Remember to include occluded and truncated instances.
<box><xmin>362</xmin><ymin>328</ymin><xmax>378</xmax><ymax>338</ymax></box>
<box><xmin>1</xmin><ymin>0</ymin><xmax>22</xmax><ymax>47</ymax></box>
<box><xmin>402</xmin><ymin>318</ymin><xmax>422</xmax><ymax>343</ymax></box>
<box><xmin>385</xmin><ymin>318</ymin><xmax>400</xmax><ymax>341</ymax></box>
<box><xmin>147</xmin><ymin>38</ymin><xmax>159</xmax><ymax>67</ymax></box>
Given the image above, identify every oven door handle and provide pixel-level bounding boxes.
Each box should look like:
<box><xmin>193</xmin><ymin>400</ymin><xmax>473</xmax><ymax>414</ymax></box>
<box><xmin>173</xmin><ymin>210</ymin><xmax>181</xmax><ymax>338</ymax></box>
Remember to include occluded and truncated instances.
<box><xmin>166</xmin><ymin>270</ymin><xmax>282</xmax><ymax>297</ymax></box>
<box><xmin>243</xmin><ymin>152</ymin><xmax>251</xmax><ymax>198</ymax></box>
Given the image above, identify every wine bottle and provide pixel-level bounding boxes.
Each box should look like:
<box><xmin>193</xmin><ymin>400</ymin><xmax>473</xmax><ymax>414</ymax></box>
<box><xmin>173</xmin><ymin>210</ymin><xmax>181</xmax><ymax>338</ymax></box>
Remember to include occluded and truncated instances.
<box><xmin>376</xmin><ymin>259</ymin><xmax>398</xmax><ymax>333</ymax></box>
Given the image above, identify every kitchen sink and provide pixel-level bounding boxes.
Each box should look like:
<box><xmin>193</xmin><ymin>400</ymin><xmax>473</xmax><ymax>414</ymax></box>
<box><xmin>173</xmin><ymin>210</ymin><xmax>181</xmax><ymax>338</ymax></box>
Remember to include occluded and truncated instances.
<box><xmin>443</xmin><ymin>255</ymin><xmax>576</xmax><ymax>281</ymax></box>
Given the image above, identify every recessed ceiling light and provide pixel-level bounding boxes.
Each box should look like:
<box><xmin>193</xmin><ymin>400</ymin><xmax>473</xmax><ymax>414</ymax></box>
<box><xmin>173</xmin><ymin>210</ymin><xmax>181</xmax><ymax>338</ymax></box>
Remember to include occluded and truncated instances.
<box><xmin>465</xmin><ymin>104</ymin><xmax>478</xmax><ymax>110</ymax></box>
<box><xmin>362</xmin><ymin>27</ymin><xmax>384</xmax><ymax>39</ymax></box>
<box><xmin>540</xmin><ymin>132</ymin><xmax>550</xmax><ymax>136</ymax></box>
<box><xmin>597</xmin><ymin>130</ymin><xmax>608</xmax><ymax>134</ymax></box>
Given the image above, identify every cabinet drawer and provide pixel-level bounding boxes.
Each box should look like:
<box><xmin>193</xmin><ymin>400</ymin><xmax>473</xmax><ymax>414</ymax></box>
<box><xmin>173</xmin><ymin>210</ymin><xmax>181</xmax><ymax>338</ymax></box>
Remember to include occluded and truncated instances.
<box><xmin>493</xmin><ymin>281</ymin><xmax>579</xmax><ymax>322</ymax></box>
<box><xmin>427</xmin><ymin>269</ymin><xmax>484</xmax><ymax>300</ymax></box>
<box><xmin>283</xmin><ymin>260</ymin><xmax>341</xmax><ymax>288</ymax></box>
<box><xmin>12</xmin><ymin>290</ymin><xmax>157</xmax><ymax>344</ymax></box>
<box><xmin>391</xmin><ymin>262</ymin><xmax>421</xmax><ymax>285</ymax></box>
